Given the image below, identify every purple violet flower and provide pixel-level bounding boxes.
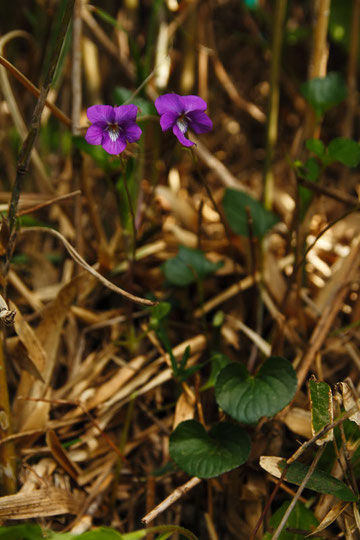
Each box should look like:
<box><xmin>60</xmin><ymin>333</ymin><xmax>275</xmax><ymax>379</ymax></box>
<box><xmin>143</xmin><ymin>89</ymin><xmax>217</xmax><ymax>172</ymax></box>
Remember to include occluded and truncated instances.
<box><xmin>155</xmin><ymin>93</ymin><xmax>212</xmax><ymax>147</ymax></box>
<box><xmin>85</xmin><ymin>104</ymin><xmax>142</xmax><ymax>155</ymax></box>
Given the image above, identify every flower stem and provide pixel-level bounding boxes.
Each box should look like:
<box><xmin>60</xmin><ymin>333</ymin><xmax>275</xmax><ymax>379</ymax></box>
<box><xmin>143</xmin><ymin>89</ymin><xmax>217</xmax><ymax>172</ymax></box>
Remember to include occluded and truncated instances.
<box><xmin>121</xmin><ymin>160</ymin><xmax>137</xmax><ymax>262</ymax></box>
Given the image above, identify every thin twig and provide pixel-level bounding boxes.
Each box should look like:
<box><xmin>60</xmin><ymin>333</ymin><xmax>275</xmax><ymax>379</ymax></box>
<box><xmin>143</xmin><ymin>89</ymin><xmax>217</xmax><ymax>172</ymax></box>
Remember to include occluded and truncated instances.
<box><xmin>0</xmin><ymin>55</ymin><xmax>71</xmax><ymax>128</ymax></box>
<box><xmin>17</xmin><ymin>190</ymin><xmax>82</xmax><ymax>217</ymax></box>
<box><xmin>20</xmin><ymin>226</ymin><xmax>156</xmax><ymax>306</ymax></box>
<box><xmin>142</xmin><ymin>477</ymin><xmax>202</xmax><ymax>525</ymax></box>
<box><xmin>271</xmin><ymin>445</ymin><xmax>326</xmax><ymax>540</ymax></box>
<box><xmin>297</xmin><ymin>177</ymin><xmax>359</xmax><ymax>207</ymax></box>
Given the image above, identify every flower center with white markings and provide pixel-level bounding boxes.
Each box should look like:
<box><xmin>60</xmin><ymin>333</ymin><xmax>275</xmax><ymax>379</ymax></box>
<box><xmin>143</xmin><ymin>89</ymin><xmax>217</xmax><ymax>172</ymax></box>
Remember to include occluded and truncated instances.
<box><xmin>176</xmin><ymin>115</ymin><xmax>188</xmax><ymax>133</ymax></box>
<box><xmin>107</xmin><ymin>123</ymin><xmax>120</xmax><ymax>142</ymax></box>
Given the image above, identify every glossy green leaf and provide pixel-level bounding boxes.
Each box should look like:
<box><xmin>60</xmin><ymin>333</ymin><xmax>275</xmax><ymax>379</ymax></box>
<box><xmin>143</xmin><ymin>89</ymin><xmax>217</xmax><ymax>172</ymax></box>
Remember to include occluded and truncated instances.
<box><xmin>169</xmin><ymin>420</ymin><xmax>251</xmax><ymax>478</ymax></box>
<box><xmin>46</xmin><ymin>528</ymin><xmax>124</xmax><ymax>540</ymax></box>
<box><xmin>306</xmin><ymin>138</ymin><xmax>325</xmax><ymax>158</ymax></box>
<box><xmin>215</xmin><ymin>357</ymin><xmax>297</xmax><ymax>424</ymax></box>
<box><xmin>75</xmin><ymin>529</ymin><xmax>123</xmax><ymax>540</ymax></box>
<box><xmin>262</xmin><ymin>501</ymin><xmax>321</xmax><ymax>540</ymax></box>
<box><xmin>282</xmin><ymin>460</ymin><xmax>357</xmax><ymax>502</ymax></box>
<box><xmin>0</xmin><ymin>525</ymin><xmax>43</xmax><ymax>540</ymax></box>
<box><xmin>327</xmin><ymin>137</ymin><xmax>360</xmax><ymax>167</ymax></box>
<box><xmin>222</xmin><ymin>189</ymin><xmax>279</xmax><ymax>238</ymax></box>
<box><xmin>113</xmin><ymin>87</ymin><xmax>156</xmax><ymax>117</ymax></box>
<box><xmin>300</xmin><ymin>72</ymin><xmax>347</xmax><ymax>119</ymax></box>
<box><xmin>123</xmin><ymin>525</ymin><xmax>198</xmax><ymax>540</ymax></box>
<box><xmin>309</xmin><ymin>378</ymin><xmax>333</xmax><ymax>444</ymax></box>
<box><xmin>163</xmin><ymin>246</ymin><xmax>223</xmax><ymax>286</ymax></box>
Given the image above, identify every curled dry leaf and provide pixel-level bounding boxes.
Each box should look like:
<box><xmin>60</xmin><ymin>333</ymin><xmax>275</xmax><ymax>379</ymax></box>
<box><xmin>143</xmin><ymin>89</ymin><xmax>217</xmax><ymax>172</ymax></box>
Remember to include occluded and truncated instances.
<box><xmin>173</xmin><ymin>392</ymin><xmax>196</xmax><ymax>430</ymax></box>
<box><xmin>307</xmin><ymin>501</ymin><xmax>349</xmax><ymax>536</ymax></box>
<box><xmin>339</xmin><ymin>382</ymin><xmax>360</xmax><ymax>426</ymax></box>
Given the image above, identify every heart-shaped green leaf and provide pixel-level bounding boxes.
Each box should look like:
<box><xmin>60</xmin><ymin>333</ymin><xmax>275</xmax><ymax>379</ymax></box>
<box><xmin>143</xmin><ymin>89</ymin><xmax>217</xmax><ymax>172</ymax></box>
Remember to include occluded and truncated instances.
<box><xmin>215</xmin><ymin>357</ymin><xmax>297</xmax><ymax>424</ymax></box>
<box><xmin>327</xmin><ymin>137</ymin><xmax>360</xmax><ymax>167</ymax></box>
<box><xmin>113</xmin><ymin>87</ymin><xmax>157</xmax><ymax>117</ymax></box>
<box><xmin>262</xmin><ymin>501</ymin><xmax>321</xmax><ymax>540</ymax></box>
<box><xmin>163</xmin><ymin>246</ymin><xmax>223</xmax><ymax>286</ymax></box>
<box><xmin>222</xmin><ymin>189</ymin><xmax>279</xmax><ymax>238</ymax></box>
<box><xmin>306</xmin><ymin>138</ymin><xmax>325</xmax><ymax>158</ymax></box>
<box><xmin>169</xmin><ymin>420</ymin><xmax>251</xmax><ymax>478</ymax></box>
<box><xmin>300</xmin><ymin>72</ymin><xmax>347</xmax><ymax>119</ymax></box>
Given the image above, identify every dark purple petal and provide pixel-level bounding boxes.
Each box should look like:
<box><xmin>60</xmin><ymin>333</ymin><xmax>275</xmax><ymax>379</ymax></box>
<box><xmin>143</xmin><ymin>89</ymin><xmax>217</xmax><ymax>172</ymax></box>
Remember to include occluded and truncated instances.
<box><xmin>173</xmin><ymin>124</ymin><xmax>194</xmax><ymax>147</ymax></box>
<box><xmin>187</xmin><ymin>110</ymin><xmax>213</xmax><ymax>134</ymax></box>
<box><xmin>102</xmin><ymin>132</ymin><xmax>127</xmax><ymax>155</ymax></box>
<box><xmin>159</xmin><ymin>111</ymin><xmax>178</xmax><ymax>132</ymax></box>
<box><xmin>179</xmin><ymin>95</ymin><xmax>207</xmax><ymax>113</ymax></box>
<box><xmin>113</xmin><ymin>104</ymin><xmax>139</xmax><ymax>125</ymax></box>
<box><xmin>85</xmin><ymin>124</ymin><xmax>105</xmax><ymax>145</ymax></box>
<box><xmin>155</xmin><ymin>94</ymin><xmax>183</xmax><ymax>115</ymax></box>
<box><xmin>124</xmin><ymin>123</ymin><xmax>142</xmax><ymax>143</ymax></box>
<box><xmin>87</xmin><ymin>104</ymin><xmax>114</xmax><ymax>124</ymax></box>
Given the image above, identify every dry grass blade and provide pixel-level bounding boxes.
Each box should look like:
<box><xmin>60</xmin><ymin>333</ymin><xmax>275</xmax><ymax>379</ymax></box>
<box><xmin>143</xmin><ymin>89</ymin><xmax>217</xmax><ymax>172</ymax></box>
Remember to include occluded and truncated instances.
<box><xmin>0</xmin><ymin>54</ymin><xmax>71</xmax><ymax>128</ymax></box>
<box><xmin>297</xmin><ymin>235</ymin><xmax>360</xmax><ymax>390</ymax></box>
<box><xmin>0</xmin><ymin>488</ymin><xmax>85</xmax><ymax>519</ymax></box>
<box><xmin>46</xmin><ymin>430</ymin><xmax>81</xmax><ymax>483</ymax></box>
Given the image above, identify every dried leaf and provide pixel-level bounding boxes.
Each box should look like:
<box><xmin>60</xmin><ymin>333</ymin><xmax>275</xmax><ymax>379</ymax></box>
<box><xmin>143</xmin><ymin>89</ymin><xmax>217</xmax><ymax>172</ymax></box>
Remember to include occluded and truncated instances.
<box><xmin>0</xmin><ymin>488</ymin><xmax>84</xmax><ymax>519</ymax></box>
<box><xmin>11</xmin><ymin>300</ymin><xmax>47</xmax><ymax>374</ymax></box>
<box><xmin>46</xmin><ymin>430</ymin><xmax>81</xmax><ymax>482</ymax></box>
<box><xmin>173</xmin><ymin>392</ymin><xmax>195</xmax><ymax>430</ymax></box>
<box><xmin>307</xmin><ymin>501</ymin><xmax>349</xmax><ymax>535</ymax></box>
<box><xmin>340</xmin><ymin>382</ymin><xmax>360</xmax><ymax>426</ymax></box>
<box><xmin>284</xmin><ymin>407</ymin><xmax>312</xmax><ymax>439</ymax></box>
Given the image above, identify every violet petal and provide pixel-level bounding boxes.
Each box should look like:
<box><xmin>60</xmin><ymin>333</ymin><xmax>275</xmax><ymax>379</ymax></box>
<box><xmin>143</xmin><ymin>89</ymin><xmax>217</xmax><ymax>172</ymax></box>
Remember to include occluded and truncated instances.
<box><xmin>155</xmin><ymin>94</ymin><xmax>183</xmax><ymax>115</ymax></box>
<box><xmin>180</xmin><ymin>95</ymin><xmax>207</xmax><ymax>113</ymax></box>
<box><xmin>124</xmin><ymin>123</ymin><xmax>142</xmax><ymax>143</ymax></box>
<box><xmin>113</xmin><ymin>104</ymin><xmax>139</xmax><ymax>125</ymax></box>
<box><xmin>102</xmin><ymin>132</ymin><xmax>127</xmax><ymax>155</ymax></box>
<box><xmin>159</xmin><ymin>111</ymin><xmax>178</xmax><ymax>132</ymax></box>
<box><xmin>173</xmin><ymin>124</ymin><xmax>194</xmax><ymax>147</ymax></box>
<box><xmin>85</xmin><ymin>124</ymin><xmax>105</xmax><ymax>145</ymax></box>
<box><xmin>87</xmin><ymin>104</ymin><xmax>114</xmax><ymax>124</ymax></box>
<box><xmin>187</xmin><ymin>110</ymin><xmax>213</xmax><ymax>134</ymax></box>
